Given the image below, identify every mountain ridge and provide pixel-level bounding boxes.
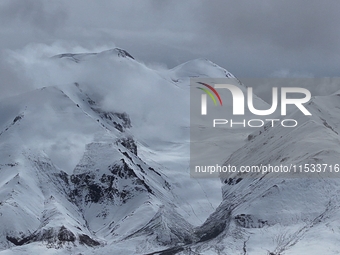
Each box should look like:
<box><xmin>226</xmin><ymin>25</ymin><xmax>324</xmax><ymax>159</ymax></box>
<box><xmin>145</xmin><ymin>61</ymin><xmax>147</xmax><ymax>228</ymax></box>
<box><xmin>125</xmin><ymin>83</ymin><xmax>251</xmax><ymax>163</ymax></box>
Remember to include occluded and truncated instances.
<box><xmin>1</xmin><ymin>48</ymin><xmax>337</xmax><ymax>255</ymax></box>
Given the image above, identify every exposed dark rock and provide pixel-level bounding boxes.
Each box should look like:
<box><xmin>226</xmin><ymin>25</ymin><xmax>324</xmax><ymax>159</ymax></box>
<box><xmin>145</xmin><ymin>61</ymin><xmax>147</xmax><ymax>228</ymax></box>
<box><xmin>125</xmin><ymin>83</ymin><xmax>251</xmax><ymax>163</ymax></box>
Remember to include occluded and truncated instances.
<box><xmin>13</xmin><ymin>115</ymin><xmax>23</xmax><ymax>123</ymax></box>
<box><xmin>78</xmin><ymin>234</ymin><xmax>100</xmax><ymax>246</ymax></box>
<box><xmin>6</xmin><ymin>226</ymin><xmax>77</xmax><ymax>247</ymax></box>
<box><xmin>137</xmin><ymin>164</ymin><xmax>146</xmax><ymax>174</ymax></box>
<box><xmin>194</xmin><ymin>210</ymin><xmax>231</xmax><ymax>243</ymax></box>
<box><xmin>70</xmin><ymin>159</ymin><xmax>152</xmax><ymax>205</ymax></box>
<box><xmin>196</xmin><ymin>221</ymin><xmax>227</xmax><ymax>242</ymax></box>
<box><xmin>6</xmin><ymin>235</ymin><xmax>32</xmax><ymax>246</ymax></box>
<box><xmin>122</xmin><ymin>151</ymin><xmax>133</xmax><ymax>162</ymax></box>
<box><xmin>113</xmin><ymin>112</ymin><xmax>131</xmax><ymax>131</ymax></box>
<box><xmin>115</xmin><ymin>48</ymin><xmax>134</xmax><ymax>59</ymax></box>
<box><xmin>58</xmin><ymin>226</ymin><xmax>76</xmax><ymax>242</ymax></box>
<box><xmin>57</xmin><ymin>171</ymin><xmax>69</xmax><ymax>185</ymax></box>
<box><xmin>224</xmin><ymin>178</ymin><xmax>242</xmax><ymax>185</ymax></box>
<box><xmin>148</xmin><ymin>167</ymin><xmax>161</xmax><ymax>176</ymax></box>
<box><xmin>235</xmin><ymin>214</ymin><xmax>268</xmax><ymax>228</ymax></box>
<box><xmin>119</xmin><ymin>137</ymin><xmax>137</xmax><ymax>156</ymax></box>
<box><xmin>85</xmin><ymin>184</ymin><xmax>103</xmax><ymax>203</ymax></box>
<box><xmin>92</xmin><ymin>108</ymin><xmax>131</xmax><ymax>132</ymax></box>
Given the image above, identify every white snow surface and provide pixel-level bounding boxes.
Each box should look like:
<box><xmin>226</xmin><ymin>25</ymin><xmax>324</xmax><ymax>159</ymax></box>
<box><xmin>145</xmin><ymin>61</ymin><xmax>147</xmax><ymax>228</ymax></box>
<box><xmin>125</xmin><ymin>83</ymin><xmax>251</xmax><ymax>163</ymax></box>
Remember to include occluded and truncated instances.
<box><xmin>0</xmin><ymin>48</ymin><xmax>339</xmax><ymax>254</ymax></box>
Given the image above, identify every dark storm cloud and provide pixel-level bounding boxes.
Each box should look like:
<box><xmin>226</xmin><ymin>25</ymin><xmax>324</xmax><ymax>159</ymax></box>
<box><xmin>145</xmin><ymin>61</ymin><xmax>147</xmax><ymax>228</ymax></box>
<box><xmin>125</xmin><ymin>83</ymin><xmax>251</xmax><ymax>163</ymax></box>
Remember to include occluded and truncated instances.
<box><xmin>193</xmin><ymin>1</ymin><xmax>340</xmax><ymax>77</ymax></box>
<box><xmin>0</xmin><ymin>0</ymin><xmax>67</xmax><ymax>32</ymax></box>
<box><xmin>198</xmin><ymin>1</ymin><xmax>340</xmax><ymax>52</ymax></box>
<box><xmin>0</xmin><ymin>0</ymin><xmax>339</xmax><ymax>99</ymax></box>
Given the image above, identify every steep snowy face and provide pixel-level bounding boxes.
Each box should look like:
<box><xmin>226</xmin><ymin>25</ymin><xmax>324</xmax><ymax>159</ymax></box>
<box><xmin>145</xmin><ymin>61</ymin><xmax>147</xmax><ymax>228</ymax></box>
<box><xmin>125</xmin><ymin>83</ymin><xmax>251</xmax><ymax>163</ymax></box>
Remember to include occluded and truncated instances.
<box><xmin>0</xmin><ymin>48</ymin><xmax>248</xmax><ymax>254</ymax></box>
<box><xmin>184</xmin><ymin>93</ymin><xmax>340</xmax><ymax>255</ymax></box>
<box><xmin>0</xmin><ymin>86</ymin><xmax>104</xmax><ymax>249</ymax></box>
<box><xmin>0</xmin><ymin>83</ymin><xmax>193</xmax><ymax>252</ymax></box>
<box><xmin>51</xmin><ymin>49</ymin><xmax>241</xmax><ymax>225</ymax></box>
<box><xmin>1</xmin><ymin>47</ymin><xmax>339</xmax><ymax>255</ymax></box>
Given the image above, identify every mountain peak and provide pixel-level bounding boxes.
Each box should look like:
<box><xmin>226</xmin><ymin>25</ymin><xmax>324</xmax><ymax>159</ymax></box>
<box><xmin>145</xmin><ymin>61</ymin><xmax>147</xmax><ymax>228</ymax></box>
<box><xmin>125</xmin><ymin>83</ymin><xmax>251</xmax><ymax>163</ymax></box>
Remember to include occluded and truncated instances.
<box><xmin>170</xmin><ymin>58</ymin><xmax>235</xmax><ymax>79</ymax></box>
<box><xmin>52</xmin><ymin>47</ymin><xmax>134</xmax><ymax>62</ymax></box>
<box><xmin>98</xmin><ymin>48</ymin><xmax>134</xmax><ymax>59</ymax></box>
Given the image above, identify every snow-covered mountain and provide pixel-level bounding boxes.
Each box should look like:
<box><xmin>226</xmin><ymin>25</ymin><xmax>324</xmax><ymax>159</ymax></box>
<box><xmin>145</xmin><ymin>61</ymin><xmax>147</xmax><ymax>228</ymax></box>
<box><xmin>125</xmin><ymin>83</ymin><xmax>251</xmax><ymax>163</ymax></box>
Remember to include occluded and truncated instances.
<box><xmin>0</xmin><ymin>47</ymin><xmax>339</xmax><ymax>255</ymax></box>
<box><xmin>0</xmin><ymin>48</ymin><xmax>242</xmax><ymax>254</ymax></box>
<box><xmin>178</xmin><ymin>93</ymin><xmax>340</xmax><ymax>255</ymax></box>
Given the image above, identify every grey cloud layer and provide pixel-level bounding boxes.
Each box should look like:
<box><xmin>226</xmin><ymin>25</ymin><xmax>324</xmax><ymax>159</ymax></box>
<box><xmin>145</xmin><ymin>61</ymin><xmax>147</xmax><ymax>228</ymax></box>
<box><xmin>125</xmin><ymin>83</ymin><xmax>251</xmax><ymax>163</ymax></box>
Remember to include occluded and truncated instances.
<box><xmin>0</xmin><ymin>0</ymin><xmax>339</xmax><ymax>98</ymax></box>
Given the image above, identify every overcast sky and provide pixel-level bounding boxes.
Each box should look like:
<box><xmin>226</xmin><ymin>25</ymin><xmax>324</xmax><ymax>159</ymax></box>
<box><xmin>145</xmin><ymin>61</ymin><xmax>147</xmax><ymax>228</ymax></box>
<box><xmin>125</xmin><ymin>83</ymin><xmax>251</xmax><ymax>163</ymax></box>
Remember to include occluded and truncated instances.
<box><xmin>0</xmin><ymin>0</ymin><xmax>339</xmax><ymax>97</ymax></box>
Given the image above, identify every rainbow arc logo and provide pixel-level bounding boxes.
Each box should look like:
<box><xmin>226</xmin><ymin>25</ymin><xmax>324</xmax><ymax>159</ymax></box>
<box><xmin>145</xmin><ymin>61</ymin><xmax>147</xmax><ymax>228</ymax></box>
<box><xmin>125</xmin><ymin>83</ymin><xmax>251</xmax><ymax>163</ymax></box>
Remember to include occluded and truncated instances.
<box><xmin>196</xmin><ymin>82</ymin><xmax>223</xmax><ymax>107</ymax></box>
<box><xmin>196</xmin><ymin>82</ymin><xmax>223</xmax><ymax>115</ymax></box>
